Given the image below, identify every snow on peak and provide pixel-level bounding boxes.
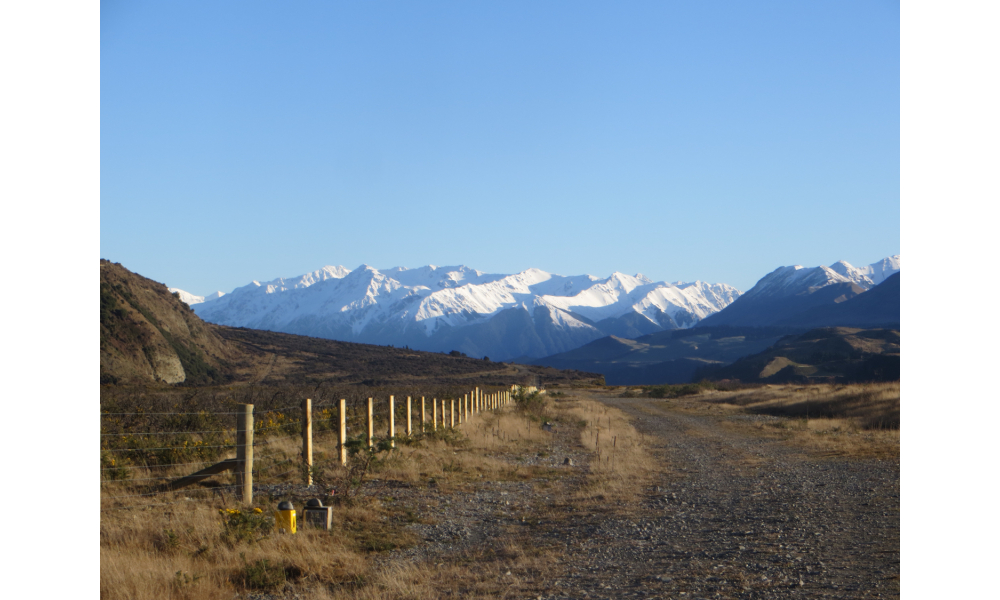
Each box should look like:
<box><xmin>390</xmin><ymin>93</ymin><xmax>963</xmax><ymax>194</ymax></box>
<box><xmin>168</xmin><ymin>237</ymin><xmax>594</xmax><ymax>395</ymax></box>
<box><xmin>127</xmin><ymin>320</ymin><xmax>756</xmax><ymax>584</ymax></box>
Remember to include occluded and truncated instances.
<box><xmin>191</xmin><ymin>263</ymin><xmax>742</xmax><ymax>344</ymax></box>
<box><xmin>866</xmin><ymin>255</ymin><xmax>900</xmax><ymax>285</ymax></box>
<box><xmin>747</xmin><ymin>255</ymin><xmax>901</xmax><ymax>298</ymax></box>
<box><xmin>827</xmin><ymin>255</ymin><xmax>900</xmax><ymax>287</ymax></box>
<box><xmin>168</xmin><ymin>288</ymin><xmax>225</xmax><ymax>306</ymax></box>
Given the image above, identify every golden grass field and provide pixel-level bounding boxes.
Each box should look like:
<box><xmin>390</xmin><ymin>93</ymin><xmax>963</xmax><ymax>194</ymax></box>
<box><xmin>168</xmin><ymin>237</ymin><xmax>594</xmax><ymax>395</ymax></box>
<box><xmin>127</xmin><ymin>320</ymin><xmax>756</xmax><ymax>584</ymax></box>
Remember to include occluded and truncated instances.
<box><xmin>100</xmin><ymin>390</ymin><xmax>633</xmax><ymax>599</ymax></box>
<box><xmin>661</xmin><ymin>382</ymin><xmax>901</xmax><ymax>459</ymax></box>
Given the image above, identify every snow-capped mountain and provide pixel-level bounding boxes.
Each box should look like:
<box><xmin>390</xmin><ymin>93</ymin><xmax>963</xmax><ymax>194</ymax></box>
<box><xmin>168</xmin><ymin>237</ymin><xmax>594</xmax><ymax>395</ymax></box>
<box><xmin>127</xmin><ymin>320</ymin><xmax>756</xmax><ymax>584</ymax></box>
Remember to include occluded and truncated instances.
<box><xmin>828</xmin><ymin>255</ymin><xmax>901</xmax><ymax>287</ymax></box>
<box><xmin>186</xmin><ymin>265</ymin><xmax>741</xmax><ymax>360</ymax></box>
<box><xmin>698</xmin><ymin>255</ymin><xmax>900</xmax><ymax>328</ymax></box>
<box><xmin>168</xmin><ymin>288</ymin><xmax>225</xmax><ymax>306</ymax></box>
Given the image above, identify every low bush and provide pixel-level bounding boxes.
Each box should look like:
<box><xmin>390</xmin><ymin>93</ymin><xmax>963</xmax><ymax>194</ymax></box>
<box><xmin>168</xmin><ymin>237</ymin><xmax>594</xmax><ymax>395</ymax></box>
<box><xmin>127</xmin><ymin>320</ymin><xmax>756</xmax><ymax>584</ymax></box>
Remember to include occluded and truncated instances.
<box><xmin>512</xmin><ymin>387</ymin><xmax>548</xmax><ymax>418</ymax></box>
<box><xmin>220</xmin><ymin>507</ymin><xmax>272</xmax><ymax>545</ymax></box>
<box><xmin>236</xmin><ymin>557</ymin><xmax>285</xmax><ymax>590</ymax></box>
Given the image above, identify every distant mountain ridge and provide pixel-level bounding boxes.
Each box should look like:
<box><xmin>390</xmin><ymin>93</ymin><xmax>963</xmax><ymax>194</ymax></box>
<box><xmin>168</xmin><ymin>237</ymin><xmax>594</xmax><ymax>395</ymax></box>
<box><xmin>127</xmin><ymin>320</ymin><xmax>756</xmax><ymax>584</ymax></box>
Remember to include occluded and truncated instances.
<box><xmin>525</xmin><ymin>254</ymin><xmax>899</xmax><ymax>385</ymax></box>
<box><xmin>530</xmin><ymin>326</ymin><xmax>794</xmax><ymax>385</ymax></box>
<box><xmin>698</xmin><ymin>256</ymin><xmax>899</xmax><ymax>328</ymax></box>
<box><xmin>776</xmin><ymin>273</ymin><xmax>900</xmax><ymax>329</ymax></box>
<box><xmin>101</xmin><ymin>261</ymin><xmax>599</xmax><ymax>387</ymax></box>
<box><xmin>697</xmin><ymin>327</ymin><xmax>900</xmax><ymax>384</ymax></box>
<box><xmin>181</xmin><ymin>265</ymin><xmax>742</xmax><ymax>361</ymax></box>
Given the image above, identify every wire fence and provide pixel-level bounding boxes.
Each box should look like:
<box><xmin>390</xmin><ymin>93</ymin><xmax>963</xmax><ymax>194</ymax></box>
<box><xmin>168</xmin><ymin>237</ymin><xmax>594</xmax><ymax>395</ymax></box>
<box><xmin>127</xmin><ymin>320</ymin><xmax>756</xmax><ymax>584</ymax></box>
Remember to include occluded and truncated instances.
<box><xmin>100</xmin><ymin>387</ymin><xmax>515</xmax><ymax>510</ymax></box>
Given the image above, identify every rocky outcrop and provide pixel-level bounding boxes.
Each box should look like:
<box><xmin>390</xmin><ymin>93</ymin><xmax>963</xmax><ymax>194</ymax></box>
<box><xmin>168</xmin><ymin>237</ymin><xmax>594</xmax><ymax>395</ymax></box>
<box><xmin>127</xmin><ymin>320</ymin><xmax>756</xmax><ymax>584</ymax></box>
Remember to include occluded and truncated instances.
<box><xmin>100</xmin><ymin>260</ymin><xmax>235</xmax><ymax>385</ymax></box>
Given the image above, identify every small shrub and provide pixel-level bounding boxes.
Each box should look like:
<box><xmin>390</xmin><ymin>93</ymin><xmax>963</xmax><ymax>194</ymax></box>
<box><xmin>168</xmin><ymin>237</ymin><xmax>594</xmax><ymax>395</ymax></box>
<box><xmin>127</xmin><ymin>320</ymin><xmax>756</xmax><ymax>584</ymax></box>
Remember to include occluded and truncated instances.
<box><xmin>646</xmin><ymin>381</ymin><xmax>718</xmax><ymax>399</ymax></box>
<box><xmin>237</xmin><ymin>557</ymin><xmax>285</xmax><ymax>590</ymax></box>
<box><xmin>172</xmin><ymin>570</ymin><xmax>203</xmax><ymax>590</ymax></box>
<box><xmin>101</xmin><ymin>451</ymin><xmax>130</xmax><ymax>481</ymax></box>
<box><xmin>220</xmin><ymin>507</ymin><xmax>272</xmax><ymax>545</ymax></box>
<box><xmin>156</xmin><ymin>528</ymin><xmax>181</xmax><ymax>554</ymax></box>
<box><xmin>512</xmin><ymin>388</ymin><xmax>548</xmax><ymax>417</ymax></box>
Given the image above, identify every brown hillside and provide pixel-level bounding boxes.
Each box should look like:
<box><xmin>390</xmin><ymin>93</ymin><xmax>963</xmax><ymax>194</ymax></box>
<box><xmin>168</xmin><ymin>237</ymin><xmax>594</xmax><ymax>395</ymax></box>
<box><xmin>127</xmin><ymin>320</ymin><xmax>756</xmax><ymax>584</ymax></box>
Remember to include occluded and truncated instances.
<box><xmin>700</xmin><ymin>327</ymin><xmax>899</xmax><ymax>384</ymax></box>
<box><xmin>100</xmin><ymin>260</ymin><xmax>238</xmax><ymax>384</ymax></box>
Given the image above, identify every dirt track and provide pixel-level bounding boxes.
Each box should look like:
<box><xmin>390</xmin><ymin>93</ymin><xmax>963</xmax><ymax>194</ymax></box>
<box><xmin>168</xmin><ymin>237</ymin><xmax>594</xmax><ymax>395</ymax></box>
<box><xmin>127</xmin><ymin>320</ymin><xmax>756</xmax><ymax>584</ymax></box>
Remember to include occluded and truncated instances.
<box><xmin>377</xmin><ymin>390</ymin><xmax>899</xmax><ymax>600</ymax></box>
<box><xmin>529</xmin><ymin>394</ymin><xmax>900</xmax><ymax>599</ymax></box>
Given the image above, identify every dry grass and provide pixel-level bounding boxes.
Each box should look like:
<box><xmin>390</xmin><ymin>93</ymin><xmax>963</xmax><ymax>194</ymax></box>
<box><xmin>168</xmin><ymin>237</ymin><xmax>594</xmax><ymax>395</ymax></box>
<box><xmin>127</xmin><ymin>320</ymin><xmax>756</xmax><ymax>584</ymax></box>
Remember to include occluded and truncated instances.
<box><xmin>100</xmin><ymin>389</ymin><xmax>658</xmax><ymax>599</ymax></box>
<box><xmin>690</xmin><ymin>382</ymin><xmax>900</xmax><ymax>459</ymax></box>
<box><xmin>702</xmin><ymin>382</ymin><xmax>900</xmax><ymax>429</ymax></box>
<box><xmin>100</xmin><ymin>402</ymin><xmax>569</xmax><ymax>599</ymax></box>
<box><xmin>101</xmin><ymin>497</ymin><xmax>374</xmax><ymax>600</ymax></box>
<box><xmin>551</xmin><ymin>396</ymin><xmax>657</xmax><ymax>503</ymax></box>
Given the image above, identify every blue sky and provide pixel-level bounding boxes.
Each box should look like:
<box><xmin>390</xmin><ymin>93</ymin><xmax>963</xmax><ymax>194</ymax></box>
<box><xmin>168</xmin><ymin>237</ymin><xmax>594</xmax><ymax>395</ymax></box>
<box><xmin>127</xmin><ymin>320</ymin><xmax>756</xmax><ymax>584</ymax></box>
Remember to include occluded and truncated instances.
<box><xmin>101</xmin><ymin>1</ymin><xmax>899</xmax><ymax>294</ymax></box>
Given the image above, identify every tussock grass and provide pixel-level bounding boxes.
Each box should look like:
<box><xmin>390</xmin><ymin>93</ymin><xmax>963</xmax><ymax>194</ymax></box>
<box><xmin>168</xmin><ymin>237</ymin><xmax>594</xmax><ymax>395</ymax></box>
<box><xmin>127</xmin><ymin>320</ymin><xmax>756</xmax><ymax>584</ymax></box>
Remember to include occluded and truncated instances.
<box><xmin>694</xmin><ymin>383</ymin><xmax>900</xmax><ymax>458</ymax></box>
<box><xmin>100</xmin><ymin>400</ymin><xmax>563</xmax><ymax>598</ymax></box>
<box><xmin>553</xmin><ymin>398</ymin><xmax>656</xmax><ymax>503</ymax></box>
<box><xmin>702</xmin><ymin>382</ymin><xmax>900</xmax><ymax>429</ymax></box>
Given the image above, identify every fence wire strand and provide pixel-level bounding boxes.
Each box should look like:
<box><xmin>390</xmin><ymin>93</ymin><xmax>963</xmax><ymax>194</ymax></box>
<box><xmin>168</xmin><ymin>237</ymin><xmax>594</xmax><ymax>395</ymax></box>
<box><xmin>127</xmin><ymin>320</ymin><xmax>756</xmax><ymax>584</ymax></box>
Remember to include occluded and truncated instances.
<box><xmin>101</xmin><ymin>430</ymin><xmax>230</xmax><ymax>437</ymax></box>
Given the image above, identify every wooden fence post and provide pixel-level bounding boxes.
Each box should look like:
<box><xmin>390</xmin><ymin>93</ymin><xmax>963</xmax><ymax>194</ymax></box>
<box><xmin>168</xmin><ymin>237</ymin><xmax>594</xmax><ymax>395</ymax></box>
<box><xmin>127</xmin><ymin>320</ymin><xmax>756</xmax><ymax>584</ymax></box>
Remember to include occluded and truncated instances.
<box><xmin>433</xmin><ymin>398</ymin><xmax>438</xmax><ymax>431</ymax></box>
<box><xmin>367</xmin><ymin>397</ymin><xmax>374</xmax><ymax>448</ymax></box>
<box><xmin>235</xmin><ymin>404</ymin><xmax>254</xmax><ymax>505</ymax></box>
<box><xmin>389</xmin><ymin>395</ymin><xmax>396</xmax><ymax>448</ymax></box>
<box><xmin>338</xmin><ymin>399</ymin><xmax>347</xmax><ymax>466</ymax></box>
<box><xmin>302</xmin><ymin>398</ymin><xmax>312</xmax><ymax>485</ymax></box>
<box><xmin>421</xmin><ymin>396</ymin><xmax>426</xmax><ymax>432</ymax></box>
<box><xmin>407</xmin><ymin>396</ymin><xmax>412</xmax><ymax>436</ymax></box>
<box><xmin>476</xmin><ymin>387</ymin><xmax>480</xmax><ymax>412</ymax></box>
<box><xmin>464</xmin><ymin>394</ymin><xmax>469</xmax><ymax>422</ymax></box>
<box><xmin>451</xmin><ymin>398</ymin><xmax>456</xmax><ymax>428</ymax></box>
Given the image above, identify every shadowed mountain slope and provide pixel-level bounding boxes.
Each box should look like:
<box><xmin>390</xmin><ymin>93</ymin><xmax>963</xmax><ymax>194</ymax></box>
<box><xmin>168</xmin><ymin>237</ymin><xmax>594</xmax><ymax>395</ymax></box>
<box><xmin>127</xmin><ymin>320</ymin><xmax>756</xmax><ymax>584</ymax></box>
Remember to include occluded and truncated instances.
<box><xmin>775</xmin><ymin>273</ymin><xmax>900</xmax><ymax>329</ymax></box>
<box><xmin>698</xmin><ymin>257</ymin><xmax>899</xmax><ymax>329</ymax></box>
<box><xmin>529</xmin><ymin>326</ymin><xmax>794</xmax><ymax>385</ymax></box>
<box><xmin>697</xmin><ymin>327</ymin><xmax>900</xmax><ymax>383</ymax></box>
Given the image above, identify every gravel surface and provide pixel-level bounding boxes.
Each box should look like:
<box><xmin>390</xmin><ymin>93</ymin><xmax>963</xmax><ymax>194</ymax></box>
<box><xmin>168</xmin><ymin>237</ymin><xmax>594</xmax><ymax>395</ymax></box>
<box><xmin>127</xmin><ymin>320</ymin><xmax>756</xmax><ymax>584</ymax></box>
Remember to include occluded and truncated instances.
<box><xmin>242</xmin><ymin>394</ymin><xmax>899</xmax><ymax>599</ymax></box>
<box><xmin>527</xmin><ymin>397</ymin><xmax>900</xmax><ymax>599</ymax></box>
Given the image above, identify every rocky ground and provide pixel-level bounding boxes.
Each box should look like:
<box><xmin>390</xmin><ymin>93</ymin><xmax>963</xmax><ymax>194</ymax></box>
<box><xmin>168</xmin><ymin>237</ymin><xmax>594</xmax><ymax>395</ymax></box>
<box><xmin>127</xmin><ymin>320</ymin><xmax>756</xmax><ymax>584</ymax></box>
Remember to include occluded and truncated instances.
<box><xmin>252</xmin><ymin>389</ymin><xmax>900</xmax><ymax>599</ymax></box>
<box><xmin>528</xmin><ymin>395</ymin><xmax>900</xmax><ymax>599</ymax></box>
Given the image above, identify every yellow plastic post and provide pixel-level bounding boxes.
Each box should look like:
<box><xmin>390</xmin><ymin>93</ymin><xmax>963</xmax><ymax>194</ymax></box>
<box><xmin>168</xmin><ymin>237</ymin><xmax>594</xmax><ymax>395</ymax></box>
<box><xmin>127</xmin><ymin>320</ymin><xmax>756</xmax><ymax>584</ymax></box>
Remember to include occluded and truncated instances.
<box><xmin>275</xmin><ymin>501</ymin><xmax>297</xmax><ymax>534</ymax></box>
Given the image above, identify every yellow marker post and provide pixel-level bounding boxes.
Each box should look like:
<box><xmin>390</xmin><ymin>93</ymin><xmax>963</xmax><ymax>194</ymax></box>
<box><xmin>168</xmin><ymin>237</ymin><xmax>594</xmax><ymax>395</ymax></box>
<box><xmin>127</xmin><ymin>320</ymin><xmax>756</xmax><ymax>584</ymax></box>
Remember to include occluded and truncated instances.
<box><xmin>275</xmin><ymin>501</ymin><xmax>297</xmax><ymax>534</ymax></box>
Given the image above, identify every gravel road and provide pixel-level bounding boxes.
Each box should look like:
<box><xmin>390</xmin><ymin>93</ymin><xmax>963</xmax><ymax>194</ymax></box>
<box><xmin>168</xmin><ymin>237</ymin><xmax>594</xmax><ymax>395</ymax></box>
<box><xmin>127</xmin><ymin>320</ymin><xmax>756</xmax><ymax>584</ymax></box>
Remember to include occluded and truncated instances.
<box><xmin>527</xmin><ymin>396</ymin><xmax>900</xmax><ymax>599</ymax></box>
<box><xmin>248</xmin><ymin>392</ymin><xmax>900</xmax><ymax>599</ymax></box>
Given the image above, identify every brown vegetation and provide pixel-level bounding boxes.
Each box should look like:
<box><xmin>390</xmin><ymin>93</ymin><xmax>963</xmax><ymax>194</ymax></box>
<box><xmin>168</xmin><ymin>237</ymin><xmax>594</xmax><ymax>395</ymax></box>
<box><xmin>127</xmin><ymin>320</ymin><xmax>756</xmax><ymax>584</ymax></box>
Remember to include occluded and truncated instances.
<box><xmin>655</xmin><ymin>382</ymin><xmax>900</xmax><ymax>459</ymax></box>
<box><xmin>101</xmin><ymin>259</ymin><xmax>237</xmax><ymax>385</ymax></box>
<box><xmin>100</xmin><ymin>382</ymin><xmax>653</xmax><ymax>599</ymax></box>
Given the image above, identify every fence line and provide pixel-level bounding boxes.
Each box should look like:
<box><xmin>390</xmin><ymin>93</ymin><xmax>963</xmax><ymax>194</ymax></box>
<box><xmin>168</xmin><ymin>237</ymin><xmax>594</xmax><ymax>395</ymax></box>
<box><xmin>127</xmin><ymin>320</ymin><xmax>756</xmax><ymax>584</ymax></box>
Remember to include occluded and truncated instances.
<box><xmin>101</xmin><ymin>430</ymin><xmax>229</xmax><ymax>436</ymax></box>
<box><xmin>105</xmin><ymin>444</ymin><xmax>237</xmax><ymax>452</ymax></box>
<box><xmin>101</xmin><ymin>387</ymin><xmax>516</xmax><ymax>508</ymax></box>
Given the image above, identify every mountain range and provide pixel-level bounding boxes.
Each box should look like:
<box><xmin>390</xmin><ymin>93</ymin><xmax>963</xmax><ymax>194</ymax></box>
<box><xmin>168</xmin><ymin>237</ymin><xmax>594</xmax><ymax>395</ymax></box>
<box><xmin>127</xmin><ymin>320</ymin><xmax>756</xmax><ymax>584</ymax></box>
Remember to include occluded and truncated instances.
<box><xmin>103</xmin><ymin>260</ymin><xmax>596</xmax><ymax>387</ymax></box>
<box><xmin>532</xmin><ymin>256</ymin><xmax>898</xmax><ymax>384</ymax></box>
<box><xmin>180</xmin><ymin>266</ymin><xmax>741</xmax><ymax>361</ymax></box>
<box><xmin>697</xmin><ymin>256</ymin><xmax>899</xmax><ymax>328</ymax></box>
<box><xmin>173</xmin><ymin>254</ymin><xmax>898</xmax><ymax>376</ymax></box>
